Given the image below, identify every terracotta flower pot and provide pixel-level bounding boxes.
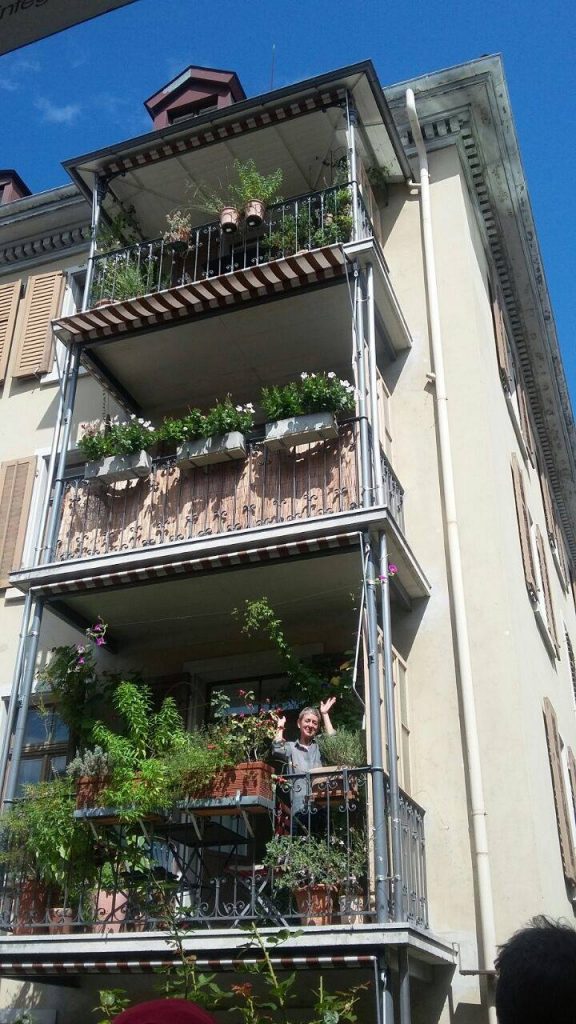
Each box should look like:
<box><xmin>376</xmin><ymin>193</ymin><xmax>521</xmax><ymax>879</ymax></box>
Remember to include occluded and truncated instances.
<box><xmin>193</xmin><ymin>761</ymin><xmax>273</xmax><ymax>802</ymax></box>
<box><xmin>93</xmin><ymin>888</ymin><xmax>128</xmax><ymax>934</ymax></box>
<box><xmin>14</xmin><ymin>879</ymin><xmax>48</xmax><ymax>935</ymax></box>
<box><xmin>244</xmin><ymin>199</ymin><xmax>266</xmax><ymax>228</ymax></box>
<box><xmin>220</xmin><ymin>206</ymin><xmax>240</xmax><ymax>233</ymax></box>
<box><xmin>294</xmin><ymin>883</ymin><xmax>333</xmax><ymax>926</ymax></box>
<box><xmin>75</xmin><ymin>774</ymin><xmax>111</xmax><ymax>810</ymax></box>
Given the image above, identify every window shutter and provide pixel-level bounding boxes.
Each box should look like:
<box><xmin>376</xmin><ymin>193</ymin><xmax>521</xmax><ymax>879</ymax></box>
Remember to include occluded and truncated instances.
<box><xmin>0</xmin><ymin>457</ymin><xmax>36</xmax><ymax>587</ymax></box>
<box><xmin>517</xmin><ymin>377</ymin><xmax>535</xmax><ymax>460</ymax></box>
<box><xmin>0</xmin><ymin>280</ymin><xmax>21</xmax><ymax>384</ymax></box>
<box><xmin>536</xmin><ymin>526</ymin><xmax>559</xmax><ymax>656</ymax></box>
<box><xmin>511</xmin><ymin>453</ymin><xmax>537</xmax><ymax>600</ymax></box>
<box><xmin>568</xmin><ymin>749</ymin><xmax>576</xmax><ymax>822</ymax></box>
<box><xmin>539</xmin><ymin>459</ymin><xmax>555</xmax><ymax>543</ymax></box>
<box><xmin>12</xmin><ymin>271</ymin><xmax>64</xmax><ymax>379</ymax></box>
<box><xmin>543</xmin><ymin>698</ymin><xmax>576</xmax><ymax>884</ymax></box>
<box><xmin>489</xmin><ymin>271</ymin><xmax>512</xmax><ymax>392</ymax></box>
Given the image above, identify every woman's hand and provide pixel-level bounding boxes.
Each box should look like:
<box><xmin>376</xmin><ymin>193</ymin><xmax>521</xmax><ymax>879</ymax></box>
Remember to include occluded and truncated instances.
<box><xmin>274</xmin><ymin>713</ymin><xmax>287</xmax><ymax>731</ymax></box>
<box><xmin>320</xmin><ymin>696</ymin><xmax>336</xmax><ymax>715</ymax></box>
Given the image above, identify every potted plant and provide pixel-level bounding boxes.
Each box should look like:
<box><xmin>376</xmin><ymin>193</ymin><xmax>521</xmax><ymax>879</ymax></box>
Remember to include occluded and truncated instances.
<box><xmin>67</xmin><ymin>745</ymin><xmax>114</xmax><ymax>810</ymax></box>
<box><xmin>92</xmin><ymin>254</ymin><xmax>150</xmax><ymax>306</ymax></box>
<box><xmin>163</xmin><ymin>209</ymin><xmax>192</xmax><ymax>248</ymax></box>
<box><xmin>36</xmin><ymin>620</ymin><xmax>109</xmax><ymax>752</ymax></box>
<box><xmin>165</xmin><ymin>397</ymin><xmax>254</xmax><ymax>469</ymax></box>
<box><xmin>196</xmin><ymin>688</ymin><xmax>278</xmax><ymax>804</ymax></box>
<box><xmin>261</xmin><ymin>371</ymin><xmax>355</xmax><ymax>450</ymax></box>
<box><xmin>0</xmin><ymin>779</ymin><xmax>95</xmax><ymax>935</ymax></box>
<box><xmin>230</xmin><ymin>158</ymin><xmax>283</xmax><ymax>228</ymax></box>
<box><xmin>313</xmin><ymin>728</ymin><xmax>366</xmax><ymax>804</ymax></box>
<box><xmin>263</xmin><ymin>833</ymin><xmax>345</xmax><ymax>926</ymax></box>
<box><xmin>78</xmin><ymin>415</ymin><xmax>157</xmax><ymax>483</ymax></box>
<box><xmin>188</xmin><ymin>176</ymin><xmax>240</xmax><ymax>234</ymax></box>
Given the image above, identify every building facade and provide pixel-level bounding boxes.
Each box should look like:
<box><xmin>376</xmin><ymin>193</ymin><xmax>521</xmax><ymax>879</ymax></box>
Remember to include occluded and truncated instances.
<box><xmin>0</xmin><ymin>55</ymin><xmax>575</xmax><ymax>1024</ymax></box>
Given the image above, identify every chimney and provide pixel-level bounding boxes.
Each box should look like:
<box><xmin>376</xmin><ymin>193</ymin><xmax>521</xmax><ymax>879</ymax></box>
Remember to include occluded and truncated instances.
<box><xmin>144</xmin><ymin>65</ymin><xmax>246</xmax><ymax>129</ymax></box>
<box><xmin>0</xmin><ymin>170</ymin><xmax>31</xmax><ymax>205</ymax></box>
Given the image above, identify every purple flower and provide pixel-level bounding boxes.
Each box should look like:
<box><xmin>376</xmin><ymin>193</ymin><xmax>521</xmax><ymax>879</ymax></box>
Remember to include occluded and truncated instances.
<box><xmin>95</xmin><ymin>637</ymin><xmax>106</xmax><ymax>646</ymax></box>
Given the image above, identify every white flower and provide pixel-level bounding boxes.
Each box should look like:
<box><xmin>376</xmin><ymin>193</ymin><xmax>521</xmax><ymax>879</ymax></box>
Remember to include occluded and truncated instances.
<box><xmin>327</xmin><ymin>371</ymin><xmax>336</xmax><ymax>379</ymax></box>
<box><xmin>301</xmin><ymin>372</ymin><xmax>308</xmax><ymax>380</ymax></box>
<box><xmin>130</xmin><ymin>413</ymin><xmax>136</xmax><ymax>420</ymax></box>
<box><xmin>235</xmin><ymin>405</ymin><xmax>243</xmax><ymax>412</ymax></box>
<box><xmin>245</xmin><ymin>403</ymin><xmax>255</xmax><ymax>412</ymax></box>
<box><xmin>137</xmin><ymin>418</ymin><xmax>145</xmax><ymax>425</ymax></box>
<box><xmin>310</xmin><ymin>372</ymin><xmax>316</xmax><ymax>378</ymax></box>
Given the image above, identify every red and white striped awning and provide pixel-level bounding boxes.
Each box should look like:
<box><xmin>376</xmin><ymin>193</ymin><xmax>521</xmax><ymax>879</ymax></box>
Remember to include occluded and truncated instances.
<box><xmin>30</xmin><ymin>532</ymin><xmax>360</xmax><ymax>598</ymax></box>
<box><xmin>0</xmin><ymin>954</ymin><xmax>375</xmax><ymax>976</ymax></box>
<box><xmin>53</xmin><ymin>247</ymin><xmax>347</xmax><ymax>347</ymax></box>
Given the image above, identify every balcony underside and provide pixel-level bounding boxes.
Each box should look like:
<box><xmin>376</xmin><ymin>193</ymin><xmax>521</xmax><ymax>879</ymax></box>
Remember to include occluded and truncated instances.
<box><xmin>53</xmin><ymin>243</ymin><xmax>410</xmax><ymax>417</ymax></box>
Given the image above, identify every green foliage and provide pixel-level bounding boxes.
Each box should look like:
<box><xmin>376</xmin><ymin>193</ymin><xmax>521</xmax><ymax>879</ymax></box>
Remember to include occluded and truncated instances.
<box><xmin>263</xmin><ymin>186</ymin><xmax>352</xmax><ymax>257</ymax></box>
<box><xmin>66</xmin><ymin>745</ymin><xmax>113</xmax><ymax>780</ymax></box>
<box><xmin>317</xmin><ymin>728</ymin><xmax>366</xmax><ymax>767</ymax></box>
<box><xmin>203</xmin><ymin>396</ymin><xmax>255</xmax><ymax>438</ymax></box>
<box><xmin>238</xmin><ymin>597</ymin><xmax>363</xmax><ymax>729</ymax></box>
<box><xmin>158</xmin><ymin>407</ymin><xmax>208</xmax><ymax>445</ymax></box>
<box><xmin>210</xmin><ymin>688</ymin><xmax>277</xmax><ymax>763</ymax></box>
<box><xmin>261</xmin><ymin>372</ymin><xmax>355</xmax><ymax>421</ymax></box>
<box><xmin>163</xmin><ymin>209</ymin><xmax>192</xmax><ymax>243</ymax></box>
<box><xmin>230</xmin><ymin>158</ymin><xmax>283</xmax><ymax>206</ymax></box>
<box><xmin>0</xmin><ymin>779</ymin><xmax>95</xmax><ymax>891</ymax></box>
<box><xmin>78</xmin><ymin>416</ymin><xmax>157</xmax><ymax>460</ymax></box>
<box><xmin>168</xmin><ymin>728</ymin><xmax>236</xmax><ymax>797</ymax></box>
<box><xmin>94</xmin><ymin>254</ymin><xmax>150</xmax><ymax>303</ymax></box>
<box><xmin>37</xmin><ymin>620</ymin><xmax>109</xmax><ymax>749</ymax></box>
<box><xmin>94</xmin><ymin>988</ymin><xmax>131</xmax><ymax>1024</ymax></box>
<box><xmin>263</xmin><ymin>833</ymin><xmax>363</xmax><ymax>889</ymax></box>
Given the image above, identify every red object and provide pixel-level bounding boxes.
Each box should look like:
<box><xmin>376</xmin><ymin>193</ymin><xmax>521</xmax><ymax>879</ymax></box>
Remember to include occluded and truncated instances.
<box><xmin>113</xmin><ymin>998</ymin><xmax>218</xmax><ymax>1023</ymax></box>
<box><xmin>194</xmin><ymin>760</ymin><xmax>273</xmax><ymax>802</ymax></box>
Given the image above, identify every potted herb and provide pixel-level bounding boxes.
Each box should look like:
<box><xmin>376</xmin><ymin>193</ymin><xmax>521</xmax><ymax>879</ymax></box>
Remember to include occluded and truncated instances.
<box><xmin>199</xmin><ymin>688</ymin><xmax>278</xmax><ymax>803</ymax></box>
<box><xmin>167</xmin><ymin>397</ymin><xmax>254</xmax><ymax>469</ymax></box>
<box><xmin>67</xmin><ymin>745</ymin><xmax>114</xmax><ymax>810</ymax></box>
<box><xmin>263</xmin><ymin>834</ymin><xmax>342</xmax><ymax>926</ymax></box>
<box><xmin>261</xmin><ymin>371</ymin><xmax>355</xmax><ymax>450</ymax></box>
<box><xmin>230</xmin><ymin>158</ymin><xmax>283</xmax><ymax>228</ymax></box>
<box><xmin>188</xmin><ymin>176</ymin><xmax>240</xmax><ymax>234</ymax></box>
<box><xmin>78</xmin><ymin>415</ymin><xmax>157</xmax><ymax>483</ymax></box>
<box><xmin>163</xmin><ymin>209</ymin><xmax>192</xmax><ymax>247</ymax></box>
<box><xmin>313</xmin><ymin>728</ymin><xmax>366</xmax><ymax>804</ymax></box>
<box><xmin>92</xmin><ymin>254</ymin><xmax>150</xmax><ymax>306</ymax></box>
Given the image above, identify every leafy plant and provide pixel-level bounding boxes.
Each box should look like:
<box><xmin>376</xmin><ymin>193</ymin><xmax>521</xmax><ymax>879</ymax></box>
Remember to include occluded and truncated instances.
<box><xmin>261</xmin><ymin>372</ymin><xmax>355</xmax><ymax>421</ymax></box>
<box><xmin>158</xmin><ymin>407</ymin><xmax>208</xmax><ymax>445</ymax></box>
<box><xmin>78</xmin><ymin>416</ymin><xmax>157</xmax><ymax>460</ymax></box>
<box><xmin>210</xmin><ymin>688</ymin><xmax>277</xmax><ymax>762</ymax></box>
<box><xmin>263</xmin><ymin>186</ymin><xmax>352</xmax><ymax>257</ymax></box>
<box><xmin>0</xmin><ymin>779</ymin><xmax>95</xmax><ymax>891</ymax></box>
<box><xmin>203</xmin><ymin>397</ymin><xmax>255</xmax><ymax>438</ymax></box>
<box><xmin>94</xmin><ymin>988</ymin><xmax>131</xmax><ymax>1024</ymax></box>
<box><xmin>163</xmin><ymin>209</ymin><xmax>192</xmax><ymax>243</ymax></box>
<box><xmin>93</xmin><ymin>254</ymin><xmax>150</xmax><ymax>303</ymax></box>
<box><xmin>264</xmin><ymin>832</ymin><xmax>366</xmax><ymax>892</ymax></box>
<box><xmin>238</xmin><ymin>597</ymin><xmax>363</xmax><ymax>729</ymax></box>
<box><xmin>66</xmin><ymin>745</ymin><xmax>113</xmax><ymax>780</ymax></box>
<box><xmin>168</xmin><ymin>728</ymin><xmax>236</xmax><ymax>797</ymax></box>
<box><xmin>317</xmin><ymin>728</ymin><xmax>366</xmax><ymax>767</ymax></box>
<box><xmin>230</xmin><ymin>158</ymin><xmax>283</xmax><ymax>207</ymax></box>
<box><xmin>36</xmin><ymin>620</ymin><xmax>109</xmax><ymax>749</ymax></box>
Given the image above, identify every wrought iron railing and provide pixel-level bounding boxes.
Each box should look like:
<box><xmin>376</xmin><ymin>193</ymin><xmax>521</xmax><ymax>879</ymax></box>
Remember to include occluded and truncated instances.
<box><xmin>89</xmin><ymin>183</ymin><xmax>365</xmax><ymax>306</ymax></box>
<box><xmin>0</xmin><ymin>768</ymin><xmax>426</xmax><ymax>935</ymax></box>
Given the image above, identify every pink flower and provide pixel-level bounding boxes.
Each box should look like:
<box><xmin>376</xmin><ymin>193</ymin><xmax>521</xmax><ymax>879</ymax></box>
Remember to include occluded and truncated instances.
<box><xmin>95</xmin><ymin>637</ymin><xmax>106</xmax><ymax>646</ymax></box>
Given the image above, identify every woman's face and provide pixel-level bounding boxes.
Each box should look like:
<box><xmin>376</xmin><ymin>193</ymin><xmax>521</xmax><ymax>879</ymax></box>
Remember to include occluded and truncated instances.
<box><xmin>298</xmin><ymin>711</ymin><xmax>320</xmax><ymax>741</ymax></box>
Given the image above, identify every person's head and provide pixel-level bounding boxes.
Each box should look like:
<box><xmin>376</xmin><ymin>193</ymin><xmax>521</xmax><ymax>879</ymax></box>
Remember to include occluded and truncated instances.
<box><xmin>297</xmin><ymin>706</ymin><xmax>321</xmax><ymax>743</ymax></box>
<box><xmin>495</xmin><ymin>916</ymin><xmax>576</xmax><ymax>1024</ymax></box>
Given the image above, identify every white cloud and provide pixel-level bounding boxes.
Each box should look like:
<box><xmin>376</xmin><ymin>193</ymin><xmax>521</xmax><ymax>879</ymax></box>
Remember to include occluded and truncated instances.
<box><xmin>35</xmin><ymin>97</ymin><xmax>81</xmax><ymax>125</ymax></box>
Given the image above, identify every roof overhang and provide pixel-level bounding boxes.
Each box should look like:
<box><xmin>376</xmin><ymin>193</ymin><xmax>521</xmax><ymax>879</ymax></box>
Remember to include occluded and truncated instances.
<box><xmin>385</xmin><ymin>55</ymin><xmax>576</xmax><ymax>560</ymax></box>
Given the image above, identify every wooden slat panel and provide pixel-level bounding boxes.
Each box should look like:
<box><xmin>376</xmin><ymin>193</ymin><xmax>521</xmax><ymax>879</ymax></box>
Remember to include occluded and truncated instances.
<box><xmin>543</xmin><ymin>698</ymin><xmax>576</xmax><ymax>884</ymax></box>
<box><xmin>0</xmin><ymin>457</ymin><xmax>36</xmax><ymax>587</ymax></box>
<box><xmin>539</xmin><ymin>458</ymin><xmax>556</xmax><ymax>542</ymax></box>
<box><xmin>517</xmin><ymin>377</ymin><xmax>535</xmax><ymax>459</ymax></box>
<box><xmin>489</xmin><ymin>270</ymin><xmax>512</xmax><ymax>391</ymax></box>
<box><xmin>511</xmin><ymin>453</ymin><xmax>537</xmax><ymax>599</ymax></box>
<box><xmin>13</xmin><ymin>271</ymin><xmax>64</xmax><ymax>378</ymax></box>
<box><xmin>0</xmin><ymin>280</ymin><xmax>21</xmax><ymax>384</ymax></box>
<box><xmin>536</xmin><ymin>527</ymin><xmax>559</xmax><ymax>656</ymax></box>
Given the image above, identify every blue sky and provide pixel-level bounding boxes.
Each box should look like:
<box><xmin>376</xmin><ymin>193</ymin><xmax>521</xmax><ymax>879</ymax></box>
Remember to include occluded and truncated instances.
<box><xmin>1</xmin><ymin>0</ymin><xmax>574</xmax><ymax>407</ymax></box>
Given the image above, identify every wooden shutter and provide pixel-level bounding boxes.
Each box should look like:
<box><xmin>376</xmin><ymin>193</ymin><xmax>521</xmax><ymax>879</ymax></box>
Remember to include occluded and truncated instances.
<box><xmin>0</xmin><ymin>280</ymin><xmax>21</xmax><ymax>384</ymax></box>
<box><xmin>568</xmin><ymin>749</ymin><xmax>576</xmax><ymax>822</ymax></box>
<box><xmin>12</xmin><ymin>271</ymin><xmax>64</xmax><ymax>379</ymax></box>
<box><xmin>543</xmin><ymin>698</ymin><xmax>576</xmax><ymax>883</ymax></box>
<box><xmin>517</xmin><ymin>377</ymin><xmax>535</xmax><ymax>460</ymax></box>
<box><xmin>489</xmin><ymin>270</ymin><xmax>512</xmax><ymax>392</ymax></box>
<box><xmin>539</xmin><ymin>459</ymin><xmax>556</xmax><ymax>544</ymax></box>
<box><xmin>0</xmin><ymin>457</ymin><xmax>36</xmax><ymax>587</ymax></box>
<box><xmin>536</xmin><ymin>527</ymin><xmax>559</xmax><ymax>656</ymax></box>
<box><xmin>511</xmin><ymin>453</ymin><xmax>537</xmax><ymax>600</ymax></box>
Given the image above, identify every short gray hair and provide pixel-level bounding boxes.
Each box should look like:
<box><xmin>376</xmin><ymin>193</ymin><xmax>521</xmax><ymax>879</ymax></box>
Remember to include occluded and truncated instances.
<box><xmin>297</xmin><ymin>706</ymin><xmax>321</xmax><ymax>725</ymax></box>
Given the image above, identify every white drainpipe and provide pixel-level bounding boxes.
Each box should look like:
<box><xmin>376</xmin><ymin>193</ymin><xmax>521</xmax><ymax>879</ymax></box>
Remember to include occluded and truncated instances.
<box><xmin>405</xmin><ymin>89</ymin><xmax>497</xmax><ymax>1019</ymax></box>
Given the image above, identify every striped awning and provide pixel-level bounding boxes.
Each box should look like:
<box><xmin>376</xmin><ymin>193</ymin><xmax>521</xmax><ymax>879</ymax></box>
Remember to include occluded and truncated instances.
<box><xmin>0</xmin><ymin>954</ymin><xmax>376</xmax><ymax>976</ymax></box>
<box><xmin>52</xmin><ymin>247</ymin><xmax>347</xmax><ymax>347</ymax></box>
<box><xmin>30</xmin><ymin>532</ymin><xmax>360</xmax><ymax>598</ymax></box>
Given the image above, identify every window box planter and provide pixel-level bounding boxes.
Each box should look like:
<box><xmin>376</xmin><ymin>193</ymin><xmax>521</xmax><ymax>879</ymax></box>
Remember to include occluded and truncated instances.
<box><xmin>262</xmin><ymin>412</ymin><xmax>338</xmax><ymax>451</ymax></box>
<box><xmin>75</xmin><ymin>775</ymin><xmax>112</xmax><ymax>810</ymax></box>
<box><xmin>191</xmin><ymin>760</ymin><xmax>273</xmax><ymax>805</ymax></box>
<box><xmin>175</xmin><ymin>431</ymin><xmax>247</xmax><ymax>469</ymax></box>
<box><xmin>84</xmin><ymin>450</ymin><xmax>152</xmax><ymax>484</ymax></box>
<box><xmin>309</xmin><ymin>766</ymin><xmax>359</xmax><ymax>805</ymax></box>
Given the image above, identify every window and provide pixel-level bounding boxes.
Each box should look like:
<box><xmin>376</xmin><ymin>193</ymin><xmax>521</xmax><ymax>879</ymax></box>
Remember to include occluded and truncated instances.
<box><xmin>375</xmin><ymin>632</ymin><xmax>411</xmax><ymax>794</ymax></box>
<box><xmin>543</xmin><ymin>698</ymin><xmax>576</xmax><ymax>884</ymax></box>
<box><xmin>511</xmin><ymin>454</ymin><xmax>559</xmax><ymax>657</ymax></box>
<box><xmin>489</xmin><ymin>271</ymin><xmax>534</xmax><ymax>460</ymax></box>
<box><xmin>42</xmin><ymin>268</ymin><xmax>86</xmax><ymax>385</ymax></box>
<box><xmin>12</xmin><ymin>270</ymin><xmax>65</xmax><ymax>379</ymax></box>
<box><xmin>539</xmin><ymin>458</ymin><xmax>570</xmax><ymax>592</ymax></box>
<box><xmin>0</xmin><ymin>456</ymin><xmax>36</xmax><ymax>587</ymax></box>
<box><xmin>10</xmin><ymin>707</ymin><xmax>69</xmax><ymax>798</ymax></box>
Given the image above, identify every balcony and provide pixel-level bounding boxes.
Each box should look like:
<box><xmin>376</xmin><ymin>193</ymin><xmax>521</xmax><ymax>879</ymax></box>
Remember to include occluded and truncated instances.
<box><xmin>55</xmin><ymin>423</ymin><xmax>404</xmax><ymax>564</ymax></box>
<box><xmin>0</xmin><ymin>768</ymin><xmax>427</xmax><ymax>936</ymax></box>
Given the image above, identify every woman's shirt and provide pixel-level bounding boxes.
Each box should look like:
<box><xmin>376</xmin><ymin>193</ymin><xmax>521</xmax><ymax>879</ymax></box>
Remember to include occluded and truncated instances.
<box><xmin>272</xmin><ymin>738</ymin><xmax>322</xmax><ymax>815</ymax></box>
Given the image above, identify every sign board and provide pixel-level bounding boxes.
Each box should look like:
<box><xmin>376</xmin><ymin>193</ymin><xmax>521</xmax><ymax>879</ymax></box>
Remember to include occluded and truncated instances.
<box><xmin>0</xmin><ymin>0</ymin><xmax>138</xmax><ymax>56</ymax></box>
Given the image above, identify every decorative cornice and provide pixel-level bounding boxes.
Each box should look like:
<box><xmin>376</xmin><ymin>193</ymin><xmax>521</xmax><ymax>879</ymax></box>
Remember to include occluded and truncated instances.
<box><xmin>0</xmin><ymin>225</ymin><xmax>91</xmax><ymax>268</ymax></box>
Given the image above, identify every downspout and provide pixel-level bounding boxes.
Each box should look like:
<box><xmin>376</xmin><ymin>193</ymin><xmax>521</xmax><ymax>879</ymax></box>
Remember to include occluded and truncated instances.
<box><xmin>345</xmin><ymin>93</ymin><xmax>360</xmax><ymax>240</ymax></box>
<box><xmin>405</xmin><ymin>89</ymin><xmax>497</xmax><ymax>1005</ymax></box>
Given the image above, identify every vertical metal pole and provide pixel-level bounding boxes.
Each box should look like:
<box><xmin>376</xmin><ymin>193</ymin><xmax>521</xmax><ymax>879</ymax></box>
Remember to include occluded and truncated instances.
<box><xmin>3</xmin><ymin>598</ymin><xmax>45</xmax><ymax>804</ymax></box>
<box><xmin>353</xmin><ymin>265</ymin><xmax>372</xmax><ymax>509</ymax></box>
<box><xmin>0</xmin><ymin>591</ymin><xmax>32</xmax><ymax>803</ymax></box>
<box><xmin>345</xmin><ymin>93</ymin><xmax>360</xmax><ymax>240</ymax></box>
<box><xmin>82</xmin><ymin>173</ymin><xmax>107</xmax><ymax>312</ymax></box>
<box><xmin>366</xmin><ymin>263</ymin><xmax>384</xmax><ymax>503</ymax></box>
<box><xmin>398</xmin><ymin>947</ymin><xmax>412</xmax><ymax>1024</ymax></box>
<box><xmin>379</xmin><ymin>532</ymin><xmax>403</xmax><ymax>920</ymax></box>
<box><xmin>378</xmin><ymin>952</ymin><xmax>395</xmax><ymax>1024</ymax></box>
<box><xmin>365</xmin><ymin>534</ymin><xmax>390</xmax><ymax>923</ymax></box>
<box><xmin>42</xmin><ymin>345</ymin><xmax>82</xmax><ymax>562</ymax></box>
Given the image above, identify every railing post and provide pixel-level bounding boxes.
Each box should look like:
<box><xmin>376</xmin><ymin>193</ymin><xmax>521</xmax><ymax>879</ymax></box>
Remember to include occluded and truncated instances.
<box><xmin>345</xmin><ymin>94</ymin><xmax>360</xmax><ymax>241</ymax></box>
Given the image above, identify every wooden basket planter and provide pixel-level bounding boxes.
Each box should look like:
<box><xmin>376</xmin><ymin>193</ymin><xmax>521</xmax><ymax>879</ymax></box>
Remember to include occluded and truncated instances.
<box><xmin>193</xmin><ymin>760</ymin><xmax>273</xmax><ymax>803</ymax></box>
<box><xmin>175</xmin><ymin>431</ymin><xmax>247</xmax><ymax>469</ymax></box>
<box><xmin>263</xmin><ymin>412</ymin><xmax>338</xmax><ymax>451</ymax></box>
<box><xmin>309</xmin><ymin>766</ymin><xmax>359</xmax><ymax>805</ymax></box>
<box><xmin>84</xmin><ymin>450</ymin><xmax>152</xmax><ymax>484</ymax></box>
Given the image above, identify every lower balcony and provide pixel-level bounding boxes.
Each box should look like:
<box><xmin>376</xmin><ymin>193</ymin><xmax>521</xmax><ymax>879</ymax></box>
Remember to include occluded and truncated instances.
<box><xmin>0</xmin><ymin>768</ymin><xmax>427</xmax><ymax>937</ymax></box>
<box><xmin>55</xmin><ymin>423</ymin><xmax>404</xmax><ymax>563</ymax></box>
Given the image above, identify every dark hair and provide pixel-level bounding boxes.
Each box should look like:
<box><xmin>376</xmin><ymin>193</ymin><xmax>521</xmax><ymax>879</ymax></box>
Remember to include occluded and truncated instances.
<box><xmin>495</xmin><ymin>916</ymin><xmax>576</xmax><ymax>1024</ymax></box>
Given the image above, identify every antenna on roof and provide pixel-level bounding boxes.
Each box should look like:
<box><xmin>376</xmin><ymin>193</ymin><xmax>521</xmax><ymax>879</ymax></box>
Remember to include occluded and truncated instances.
<box><xmin>270</xmin><ymin>43</ymin><xmax>276</xmax><ymax>90</ymax></box>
